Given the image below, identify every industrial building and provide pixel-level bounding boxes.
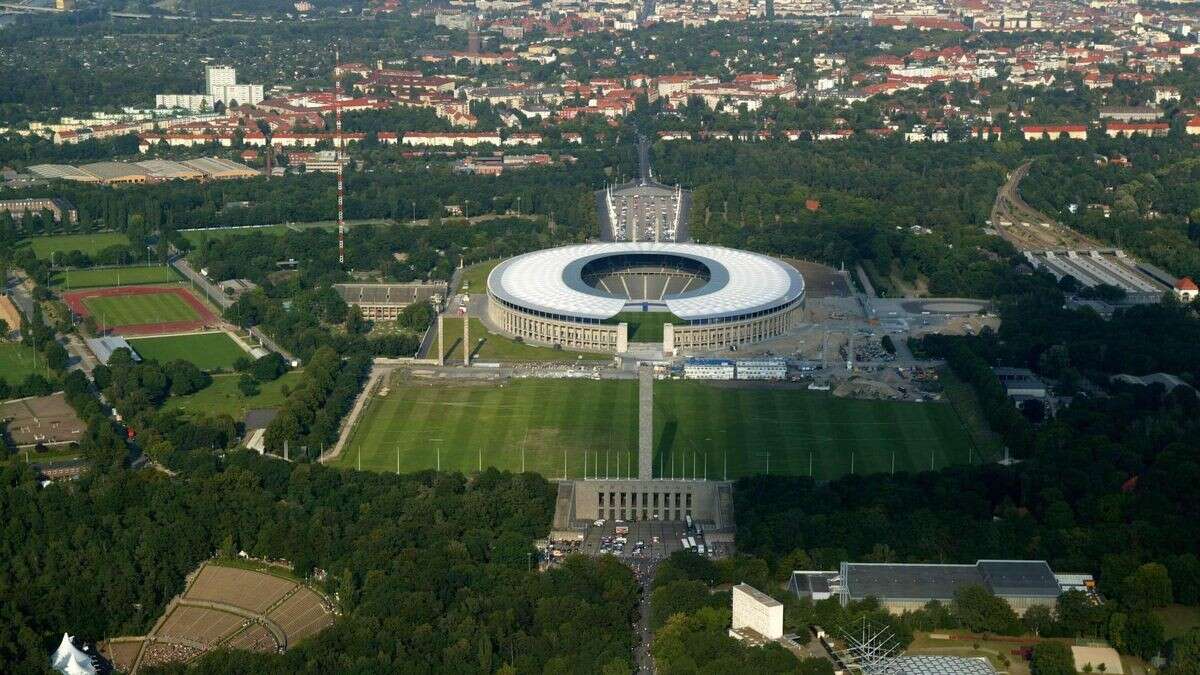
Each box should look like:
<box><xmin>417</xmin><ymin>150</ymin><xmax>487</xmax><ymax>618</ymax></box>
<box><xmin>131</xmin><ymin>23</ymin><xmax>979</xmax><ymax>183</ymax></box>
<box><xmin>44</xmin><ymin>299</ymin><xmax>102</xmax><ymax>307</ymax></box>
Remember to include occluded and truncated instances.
<box><xmin>28</xmin><ymin>158</ymin><xmax>257</xmax><ymax>184</ymax></box>
<box><xmin>789</xmin><ymin>560</ymin><xmax>1072</xmax><ymax>615</ymax></box>
<box><xmin>334</xmin><ymin>282</ymin><xmax>447</xmax><ymax>321</ymax></box>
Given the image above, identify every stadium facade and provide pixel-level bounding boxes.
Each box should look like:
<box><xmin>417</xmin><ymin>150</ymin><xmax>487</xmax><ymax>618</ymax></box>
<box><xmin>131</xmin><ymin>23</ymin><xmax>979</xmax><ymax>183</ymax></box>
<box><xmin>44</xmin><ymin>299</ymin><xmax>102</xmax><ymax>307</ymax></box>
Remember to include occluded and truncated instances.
<box><xmin>486</xmin><ymin>242</ymin><xmax>805</xmax><ymax>354</ymax></box>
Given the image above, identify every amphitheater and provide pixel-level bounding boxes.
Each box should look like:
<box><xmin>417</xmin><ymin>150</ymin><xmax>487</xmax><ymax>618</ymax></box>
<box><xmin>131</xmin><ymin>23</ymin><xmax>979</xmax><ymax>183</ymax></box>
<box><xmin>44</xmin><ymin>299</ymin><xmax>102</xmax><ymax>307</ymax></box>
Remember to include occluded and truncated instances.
<box><xmin>486</xmin><ymin>242</ymin><xmax>805</xmax><ymax>354</ymax></box>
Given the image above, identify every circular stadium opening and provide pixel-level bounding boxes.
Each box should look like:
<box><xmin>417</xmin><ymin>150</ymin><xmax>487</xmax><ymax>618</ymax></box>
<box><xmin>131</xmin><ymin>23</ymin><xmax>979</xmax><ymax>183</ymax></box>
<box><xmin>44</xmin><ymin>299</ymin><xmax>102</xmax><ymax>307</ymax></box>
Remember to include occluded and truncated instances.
<box><xmin>580</xmin><ymin>253</ymin><xmax>712</xmax><ymax>301</ymax></box>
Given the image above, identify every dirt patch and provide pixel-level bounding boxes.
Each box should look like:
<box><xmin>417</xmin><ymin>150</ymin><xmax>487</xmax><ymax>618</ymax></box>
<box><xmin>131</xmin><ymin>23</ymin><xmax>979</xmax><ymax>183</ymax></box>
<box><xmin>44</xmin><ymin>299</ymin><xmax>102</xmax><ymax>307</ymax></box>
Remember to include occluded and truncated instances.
<box><xmin>0</xmin><ymin>295</ymin><xmax>21</xmax><ymax>333</ymax></box>
<box><xmin>833</xmin><ymin>377</ymin><xmax>902</xmax><ymax>400</ymax></box>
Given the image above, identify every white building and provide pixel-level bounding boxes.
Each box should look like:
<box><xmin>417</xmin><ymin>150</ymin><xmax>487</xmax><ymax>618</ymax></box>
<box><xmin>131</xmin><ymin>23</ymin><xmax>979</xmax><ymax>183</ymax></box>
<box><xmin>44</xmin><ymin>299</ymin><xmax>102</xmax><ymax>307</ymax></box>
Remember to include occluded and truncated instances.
<box><xmin>205</xmin><ymin>65</ymin><xmax>238</xmax><ymax>92</ymax></box>
<box><xmin>156</xmin><ymin>65</ymin><xmax>264</xmax><ymax>111</ymax></box>
<box><xmin>736</xmin><ymin>358</ymin><xmax>786</xmax><ymax>380</ymax></box>
<box><xmin>50</xmin><ymin>634</ymin><xmax>96</xmax><ymax>675</ymax></box>
<box><xmin>155</xmin><ymin>94</ymin><xmax>216</xmax><ymax>111</ymax></box>
<box><xmin>683</xmin><ymin>358</ymin><xmax>736</xmax><ymax>380</ymax></box>
<box><xmin>209</xmin><ymin>84</ymin><xmax>264</xmax><ymax>107</ymax></box>
<box><xmin>730</xmin><ymin>583</ymin><xmax>784</xmax><ymax>641</ymax></box>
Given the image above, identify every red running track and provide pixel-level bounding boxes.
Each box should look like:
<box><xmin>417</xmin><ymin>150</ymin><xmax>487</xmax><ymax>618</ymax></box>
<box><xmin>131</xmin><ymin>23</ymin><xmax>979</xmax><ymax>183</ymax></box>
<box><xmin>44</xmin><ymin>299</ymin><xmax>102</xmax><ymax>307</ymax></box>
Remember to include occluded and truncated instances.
<box><xmin>62</xmin><ymin>285</ymin><xmax>219</xmax><ymax>336</ymax></box>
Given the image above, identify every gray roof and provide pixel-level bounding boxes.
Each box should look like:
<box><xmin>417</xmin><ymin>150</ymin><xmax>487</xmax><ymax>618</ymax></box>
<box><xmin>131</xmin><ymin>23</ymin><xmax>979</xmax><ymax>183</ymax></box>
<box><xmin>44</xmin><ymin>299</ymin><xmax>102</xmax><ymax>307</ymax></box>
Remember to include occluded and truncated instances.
<box><xmin>335</xmin><ymin>282</ymin><xmax>446</xmax><ymax>306</ymax></box>
<box><xmin>85</xmin><ymin>336</ymin><xmax>141</xmax><ymax>365</ymax></box>
<box><xmin>891</xmin><ymin>656</ymin><xmax>997</xmax><ymax>675</ymax></box>
<box><xmin>842</xmin><ymin>560</ymin><xmax>1061</xmax><ymax>601</ymax></box>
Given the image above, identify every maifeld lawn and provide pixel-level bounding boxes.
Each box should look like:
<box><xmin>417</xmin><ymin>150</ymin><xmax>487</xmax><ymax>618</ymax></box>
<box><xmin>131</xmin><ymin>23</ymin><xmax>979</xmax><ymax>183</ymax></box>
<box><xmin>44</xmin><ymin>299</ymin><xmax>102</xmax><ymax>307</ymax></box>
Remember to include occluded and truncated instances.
<box><xmin>339</xmin><ymin>377</ymin><xmax>981</xmax><ymax>481</ymax></box>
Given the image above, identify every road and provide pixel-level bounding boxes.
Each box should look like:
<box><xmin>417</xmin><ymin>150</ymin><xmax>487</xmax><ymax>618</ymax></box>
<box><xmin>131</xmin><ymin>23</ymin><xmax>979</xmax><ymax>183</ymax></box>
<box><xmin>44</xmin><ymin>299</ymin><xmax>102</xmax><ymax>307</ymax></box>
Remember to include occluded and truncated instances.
<box><xmin>5</xmin><ymin>269</ymin><xmax>94</xmax><ymax>374</ymax></box>
<box><xmin>169</xmin><ymin>255</ymin><xmax>297</xmax><ymax>363</ymax></box>
<box><xmin>633</xmin><ymin>559</ymin><xmax>657</xmax><ymax>673</ymax></box>
<box><xmin>638</xmin><ymin>135</ymin><xmax>653</xmax><ymax>185</ymax></box>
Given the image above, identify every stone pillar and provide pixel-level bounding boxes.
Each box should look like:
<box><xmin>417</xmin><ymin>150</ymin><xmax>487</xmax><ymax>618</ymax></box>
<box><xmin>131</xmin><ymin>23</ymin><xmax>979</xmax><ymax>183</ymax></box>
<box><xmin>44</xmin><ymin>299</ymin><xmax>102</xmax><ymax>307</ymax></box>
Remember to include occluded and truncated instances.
<box><xmin>437</xmin><ymin>315</ymin><xmax>445</xmax><ymax>366</ymax></box>
<box><xmin>616</xmin><ymin>322</ymin><xmax>628</xmax><ymax>354</ymax></box>
<box><xmin>463</xmin><ymin>314</ymin><xmax>470</xmax><ymax>366</ymax></box>
<box><xmin>662</xmin><ymin>322</ymin><xmax>675</xmax><ymax>356</ymax></box>
<box><xmin>638</xmin><ymin>364</ymin><xmax>653</xmax><ymax>480</ymax></box>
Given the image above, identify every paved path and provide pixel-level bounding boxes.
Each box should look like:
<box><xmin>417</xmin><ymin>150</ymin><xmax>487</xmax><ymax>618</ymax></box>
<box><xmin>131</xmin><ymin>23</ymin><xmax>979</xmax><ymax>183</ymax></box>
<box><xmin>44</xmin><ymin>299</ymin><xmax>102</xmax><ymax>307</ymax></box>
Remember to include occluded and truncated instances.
<box><xmin>170</xmin><ymin>256</ymin><xmax>296</xmax><ymax>363</ymax></box>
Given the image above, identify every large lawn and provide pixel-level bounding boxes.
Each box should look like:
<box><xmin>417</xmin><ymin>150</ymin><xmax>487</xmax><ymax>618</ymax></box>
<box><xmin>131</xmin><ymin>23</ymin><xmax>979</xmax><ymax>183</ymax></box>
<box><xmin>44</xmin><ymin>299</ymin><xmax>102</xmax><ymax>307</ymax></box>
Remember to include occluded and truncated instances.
<box><xmin>163</xmin><ymin>371</ymin><xmax>305</xmax><ymax>419</ymax></box>
<box><xmin>23</xmin><ymin>232</ymin><xmax>130</xmax><ymax>259</ymax></box>
<box><xmin>338</xmin><ymin>377</ymin><xmax>977</xmax><ymax>480</ymax></box>
<box><xmin>607</xmin><ymin>311</ymin><xmax>683</xmax><ymax>343</ymax></box>
<box><xmin>441</xmin><ymin>318</ymin><xmax>610</xmax><ymax>363</ymax></box>
<box><xmin>129</xmin><ymin>332</ymin><xmax>246</xmax><ymax>371</ymax></box>
<box><xmin>0</xmin><ymin>342</ymin><xmax>49</xmax><ymax>385</ymax></box>
<box><xmin>84</xmin><ymin>292</ymin><xmax>199</xmax><ymax>327</ymax></box>
<box><xmin>459</xmin><ymin>260</ymin><xmax>502</xmax><ymax>293</ymax></box>
<box><xmin>53</xmin><ymin>265</ymin><xmax>179</xmax><ymax>289</ymax></box>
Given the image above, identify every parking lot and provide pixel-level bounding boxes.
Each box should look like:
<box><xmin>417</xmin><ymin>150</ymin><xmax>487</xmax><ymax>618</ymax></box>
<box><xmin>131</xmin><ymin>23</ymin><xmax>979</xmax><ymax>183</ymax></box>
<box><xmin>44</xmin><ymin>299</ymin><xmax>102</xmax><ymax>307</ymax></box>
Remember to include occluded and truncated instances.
<box><xmin>578</xmin><ymin>520</ymin><xmax>710</xmax><ymax>562</ymax></box>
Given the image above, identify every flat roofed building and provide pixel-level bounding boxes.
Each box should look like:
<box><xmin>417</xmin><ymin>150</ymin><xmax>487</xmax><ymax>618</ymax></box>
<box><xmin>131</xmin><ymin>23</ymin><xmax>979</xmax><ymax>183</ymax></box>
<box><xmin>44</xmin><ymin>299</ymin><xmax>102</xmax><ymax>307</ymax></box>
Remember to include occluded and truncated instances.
<box><xmin>731</xmin><ymin>583</ymin><xmax>784</xmax><ymax>641</ymax></box>
<box><xmin>334</xmin><ymin>282</ymin><xmax>447</xmax><ymax>321</ymax></box>
<box><xmin>135</xmin><ymin>159</ymin><xmax>205</xmax><ymax>181</ymax></box>
<box><xmin>840</xmin><ymin>560</ymin><xmax>1061</xmax><ymax>615</ymax></box>
<box><xmin>684</xmin><ymin>358</ymin><xmax>736</xmax><ymax>380</ymax></box>
<box><xmin>28</xmin><ymin>164</ymin><xmax>101</xmax><ymax>183</ymax></box>
<box><xmin>0</xmin><ymin>197</ymin><xmax>77</xmax><ymax>223</ymax></box>
<box><xmin>85</xmin><ymin>336</ymin><xmax>141</xmax><ymax>366</ymax></box>
<box><xmin>78</xmin><ymin>162</ymin><xmax>149</xmax><ymax>185</ymax></box>
<box><xmin>180</xmin><ymin>157</ymin><xmax>259</xmax><ymax>179</ymax></box>
<box><xmin>736</xmin><ymin>357</ymin><xmax>787</xmax><ymax>380</ymax></box>
<box><xmin>891</xmin><ymin>656</ymin><xmax>998</xmax><ymax>675</ymax></box>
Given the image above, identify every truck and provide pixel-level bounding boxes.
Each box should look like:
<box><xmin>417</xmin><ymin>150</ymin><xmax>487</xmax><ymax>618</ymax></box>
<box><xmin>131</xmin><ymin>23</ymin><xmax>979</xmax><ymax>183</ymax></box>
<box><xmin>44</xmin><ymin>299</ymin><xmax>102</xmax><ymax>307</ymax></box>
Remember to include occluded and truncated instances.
<box><xmin>686</xmin><ymin>536</ymin><xmax>696</xmax><ymax>549</ymax></box>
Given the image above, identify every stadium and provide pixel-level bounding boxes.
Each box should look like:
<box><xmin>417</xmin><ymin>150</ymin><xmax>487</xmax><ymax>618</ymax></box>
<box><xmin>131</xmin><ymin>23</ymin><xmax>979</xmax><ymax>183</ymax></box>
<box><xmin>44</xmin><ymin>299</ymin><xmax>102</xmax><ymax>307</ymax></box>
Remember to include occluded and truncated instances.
<box><xmin>486</xmin><ymin>242</ymin><xmax>805</xmax><ymax>354</ymax></box>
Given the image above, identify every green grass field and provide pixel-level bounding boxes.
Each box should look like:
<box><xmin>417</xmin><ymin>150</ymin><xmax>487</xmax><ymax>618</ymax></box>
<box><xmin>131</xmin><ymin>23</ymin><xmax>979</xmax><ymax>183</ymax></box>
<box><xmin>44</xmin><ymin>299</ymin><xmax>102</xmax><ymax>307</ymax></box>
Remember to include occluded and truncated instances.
<box><xmin>0</xmin><ymin>342</ymin><xmax>49</xmax><ymax>386</ymax></box>
<box><xmin>181</xmin><ymin>225</ymin><xmax>291</xmax><ymax>246</ymax></box>
<box><xmin>129</xmin><ymin>332</ymin><xmax>246</xmax><ymax>371</ymax></box>
<box><xmin>84</xmin><ymin>292</ymin><xmax>199</xmax><ymax>327</ymax></box>
<box><xmin>459</xmin><ymin>259</ymin><xmax>502</xmax><ymax>293</ymax></box>
<box><xmin>607</xmin><ymin>311</ymin><xmax>682</xmax><ymax>343</ymax></box>
<box><xmin>339</xmin><ymin>377</ymin><xmax>977</xmax><ymax>479</ymax></box>
<box><xmin>162</xmin><ymin>371</ymin><xmax>305</xmax><ymax>419</ymax></box>
<box><xmin>53</xmin><ymin>265</ymin><xmax>179</xmax><ymax>289</ymax></box>
<box><xmin>23</xmin><ymin>232</ymin><xmax>130</xmax><ymax>259</ymax></box>
<box><xmin>441</xmin><ymin>318</ymin><xmax>610</xmax><ymax>363</ymax></box>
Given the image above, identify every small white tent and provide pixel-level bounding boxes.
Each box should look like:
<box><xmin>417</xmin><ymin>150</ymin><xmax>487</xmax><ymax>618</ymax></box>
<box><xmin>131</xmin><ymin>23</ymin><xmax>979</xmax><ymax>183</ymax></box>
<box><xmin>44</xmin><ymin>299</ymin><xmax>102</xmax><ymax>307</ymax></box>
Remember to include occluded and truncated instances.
<box><xmin>50</xmin><ymin>633</ymin><xmax>96</xmax><ymax>675</ymax></box>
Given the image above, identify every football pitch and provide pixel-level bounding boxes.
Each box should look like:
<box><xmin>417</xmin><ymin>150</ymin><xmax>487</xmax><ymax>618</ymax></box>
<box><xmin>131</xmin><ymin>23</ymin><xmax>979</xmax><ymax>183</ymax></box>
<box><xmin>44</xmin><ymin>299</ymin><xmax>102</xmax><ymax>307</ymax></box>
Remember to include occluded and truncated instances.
<box><xmin>53</xmin><ymin>265</ymin><xmax>179</xmax><ymax>289</ymax></box>
<box><xmin>84</xmin><ymin>292</ymin><xmax>200</xmax><ymax>327</ymax></box>
<box><xmin>129</xmin><ymin>332</ymin><xmax>246</xmax><ymax>371</ymax></box>
<box><xmin>23</xmin><ymin>232</ymin><xmax>130</xmax><ymax>259</ymax></box>
<box><xmin>338</xmin><ymin>377</ymin><xmax>981</xmax><ymax>480</ymax></box>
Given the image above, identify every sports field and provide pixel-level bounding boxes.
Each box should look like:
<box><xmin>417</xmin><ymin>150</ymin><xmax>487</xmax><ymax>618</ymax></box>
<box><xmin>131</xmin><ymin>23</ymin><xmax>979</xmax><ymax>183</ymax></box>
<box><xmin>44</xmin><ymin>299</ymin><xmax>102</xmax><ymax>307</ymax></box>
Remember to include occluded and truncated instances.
<box><xmin>163</xmin><ymin>371</ymin><xmax>304</xmax><ymax>419</ymax></box>
<box><xmin>441</xmin><ymin>318</ymin><xmax>610</xmax><ymax>363</ymax></box>
<box><xmin>338</xmin><ymin>377</ymin><xmax>979</xmax><ymax>480</ymax></box>
<box><xmin>129</xmin><ymin>332</ymin><xmax>246</xmax><ymax>371</ymax></box>
<box><xmin>53</xmin><ymin>265</ymin><xmax>179</xmax><ymax>289</ymax></box>
<box><xmin>23</xmin><ymin>232</ymin><xmax>130</xmax><ymax>259</ymax></box>
<box><xmin>0</xmin><ymin>342</ymin><xmax>49</xmax><ymax>385</ymax></box>
<box><xmin>84</xmin><ymin>292</ymin><xmax>199</xmax><ymax>327</ymax></box>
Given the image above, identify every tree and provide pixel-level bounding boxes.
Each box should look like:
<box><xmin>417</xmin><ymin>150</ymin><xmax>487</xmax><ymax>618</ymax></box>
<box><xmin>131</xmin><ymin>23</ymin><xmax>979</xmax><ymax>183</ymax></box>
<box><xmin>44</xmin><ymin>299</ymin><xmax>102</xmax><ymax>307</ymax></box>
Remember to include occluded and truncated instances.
<box><xmin>881</xmin><ymin>335</ymin><xmax>896</xmax><ymax>354</ymax></box>
<box><xmin>953</xmin><ymin>585</ymin><xmax>1021</xmax><ymax>635</ymax></box>
<box><xmin>1123</xmin><ymin>563</ymin><xmax>1173</xmax><ymax>611</ymax></box>
<box><xmin>1024</xmin><ymin>604</ymin><xmax>1055</xmax><ymax>636</ymax></box>
<box><xmin>1123</xmin><ymin>612</ymin><xmax>1165</xmax><ymax>660</ymax></box>
<box><xmin>1032</xmin><ymin>642</ymin><xmax>1076</xmax><ymax>675</ymax></box>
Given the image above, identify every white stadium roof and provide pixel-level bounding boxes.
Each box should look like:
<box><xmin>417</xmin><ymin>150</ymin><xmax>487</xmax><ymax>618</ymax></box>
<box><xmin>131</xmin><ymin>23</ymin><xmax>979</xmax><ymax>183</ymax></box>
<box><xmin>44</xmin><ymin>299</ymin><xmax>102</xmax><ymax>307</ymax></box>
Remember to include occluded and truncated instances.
<box><xmin>487</xmin><ymin>243</ymin><xmax>804</xmax><ymax>321</ymax></box>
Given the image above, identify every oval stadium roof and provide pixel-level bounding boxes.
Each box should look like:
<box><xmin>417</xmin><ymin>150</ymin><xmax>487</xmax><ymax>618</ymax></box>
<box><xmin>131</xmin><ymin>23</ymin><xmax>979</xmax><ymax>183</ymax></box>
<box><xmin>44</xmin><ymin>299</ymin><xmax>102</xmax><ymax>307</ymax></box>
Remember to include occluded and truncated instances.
<box><xmin>487</xmin><ymin>243</ymin><xmax>805</xmax><ymax>321</ymax></box>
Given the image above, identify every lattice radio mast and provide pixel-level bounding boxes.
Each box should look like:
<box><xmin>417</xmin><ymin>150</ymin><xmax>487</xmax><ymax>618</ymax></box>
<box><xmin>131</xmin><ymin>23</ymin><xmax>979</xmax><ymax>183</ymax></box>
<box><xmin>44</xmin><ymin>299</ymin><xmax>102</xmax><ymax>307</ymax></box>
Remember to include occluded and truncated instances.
<box><xmin>833</xmin><ymin>618</ymin><xmax>904</xmax><ymax>675</ymax></box>
<box><xmin>334</xmin><ymin>44</ymin><xmax>345</xmax><ymax>266</ymax></box>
